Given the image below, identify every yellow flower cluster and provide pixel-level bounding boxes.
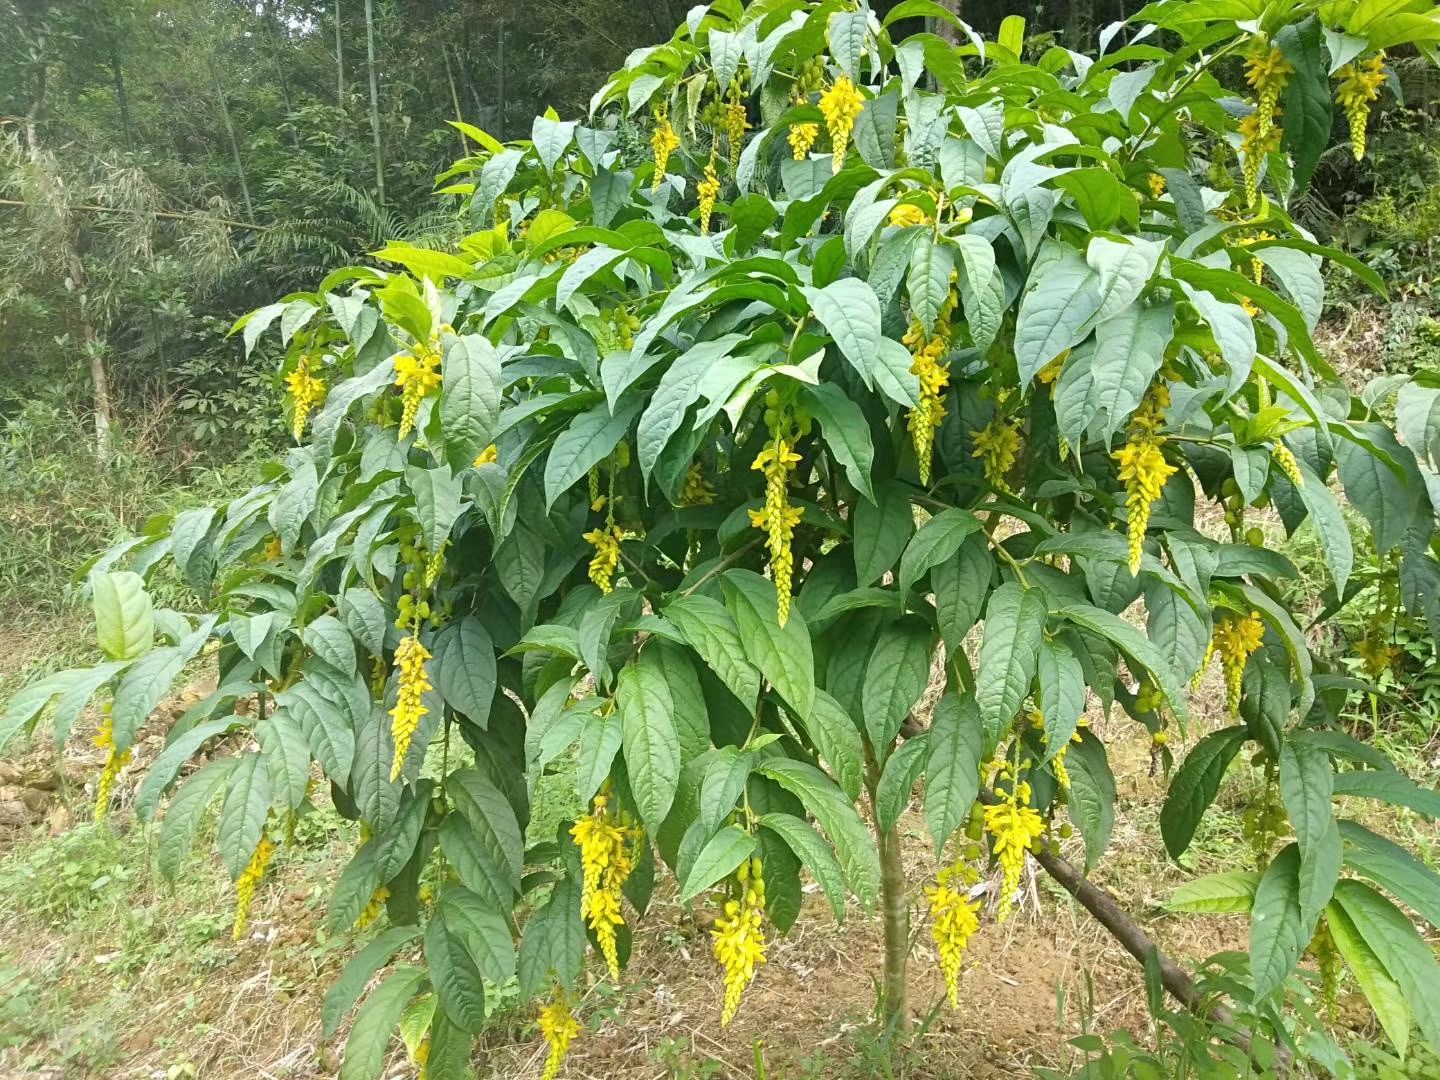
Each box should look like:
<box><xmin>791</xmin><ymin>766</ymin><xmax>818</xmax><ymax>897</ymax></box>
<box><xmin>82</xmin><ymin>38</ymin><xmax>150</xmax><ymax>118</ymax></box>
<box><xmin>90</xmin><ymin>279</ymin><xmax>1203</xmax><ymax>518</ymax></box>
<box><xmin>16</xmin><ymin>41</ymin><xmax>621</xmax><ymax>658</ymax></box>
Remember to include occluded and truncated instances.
<box><xmin>285</xmin><ymin>354</ymin><xmax>326</xmax><ymax>441</ymax></box>
<box><xmin>723</xmin><ymin>99</ymin><xmax>749</xmax><ymax>169</ymax></box>
<box><xmin>1272</xmin><ymin>442</ymin><xmax>1304</xmax><ymax>487</ymax></box>
<box><xmin>1239</xmin><ymin>112</ymin><xmax>1282</xmax><ymax>208</ymax></box>
<box><xmin>1035</xmin><ymin>351</ymin><xmax>1067</xmax><ymax>386</ymax></box>
<box><xmin>697</xmin><ymin>158</ymin><xmax>721</xmax><ymax>234</ymax></box>
<box><xmin>818</xmin><ymin>76</ymin><xmax>864</xmax><ymax>173</ymax></box>
<box><xmin>92</xmin><ymin>710</ymin><xmax>132</xmax><ymax>822</ymax></box>
<box><xmin>681</xmin><ymin>461</ymin><xmax>716</xmax><ymax>506</ymax></box>
<box><xmin>1113</xmin><ymin>382</ymin><xmax>1177</xmax><ymax>575</ymax></box>
<box><xmin>1357</xmin><ymin>634</ymin><xmax>1400</xmax><ymax>679</ymax></box>
<box><xmin>1335</xmin><ymin>54</ymin><xmax>1386</xmax><ymax>160</ymax></box>
<box><xmin>538</xmin><ymin>988</ymin><xmax>581</xmax><ymax>1080</ymax></box>
<box><xmin>903</xmin><ymin>282</ymin><xmax>958</xmax><ymax>485</ymax></box>
<box><xmin>984</xmin><ymin>768</ymin><xmax>1046</xmax><ymax>923</ymax></box>
<box><xmin>788</xmin><ymin>122</ymin><xmax>819</xmax><ymax>159</ymax></box>
<box><xmin>1028</xmin><ymin>709</ymin><xmax>1085</xmax><ymax>789</ymax></box>
<box><xmin>1244</xmin><ymin>45</ymin><xmax>1293</xmax><ymax>145</ymax></box>
<box><xmin>1147</xmin><ymin>172</ymin><xmax>1167</xmax><ymax>199</ymax></box>
<box><xmin>925</xmin><ymin>861</ymin><xmax>980</xmax><ymax>1007</ymax></box>
<box><xmin>749</xmin><ymin>437</ymin><xmax>804</xmax><ymax>625</ymax></box>
<box><xmin>394</xmin><ymin>339</ymin><xmax>442</xmax><ymax>438</ymax></box>
<box><xmin>712</xmin><ymin>855</ymin><xmax>767</xmax><ymax>1025</ymax></box>
<box><xmin>473</xmin><ymin>443</ymin><xmax>498</xmax><ymax>467</ymax></box>
<box><xmin>571</xmin><ymin>791</ymin><xmax>639</xmax><ymax>980</ymax></box>
<box><xmin>388</xmin><ymin>634</ymin><xmax>432</xmax><ymax>781</ymax></box>
<box><xmin>1212</xmin><ymin>610</ymin><xmax>1265</xmax><ymax>713</ymax></box>
<box><xmin>651</xmin><ymin>108</ymin><xmax>680</xmax><ymax>191</ymax></box>
<box><xmin>888</xmin><ymin>202</ymin><xmax>931</xmax><ymax>229</ymax></box>
<box><xmin>354</xmin><ymin>885</ymin><xmax>390</xmax><ymax>929</ymax></box>
<box><xmin>584</xmin><ymin>522</ymin><xmax>624</xmax><ymax>593</ymax></box>
<box><xmin>233</xmin><ymin>833</ymin><xmax>277</xmax><ymax>939</ymax></box>
<box><xmin>972</xmin><ymin>417</ymin><xmax>1020</xmax><ymax>492</ymax></box>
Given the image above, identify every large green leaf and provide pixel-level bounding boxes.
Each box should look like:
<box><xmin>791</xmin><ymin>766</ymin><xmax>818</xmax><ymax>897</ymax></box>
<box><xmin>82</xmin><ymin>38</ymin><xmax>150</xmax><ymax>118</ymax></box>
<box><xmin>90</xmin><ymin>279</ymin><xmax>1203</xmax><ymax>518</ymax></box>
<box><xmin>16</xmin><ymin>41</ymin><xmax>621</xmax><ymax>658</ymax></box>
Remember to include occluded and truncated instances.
<box><xmin>898</xmin><ymin>508</ymin><xmax>983</xmax><ymax>595</ymax></box>
<box><xmin>1334</xmin><ymin>879</ymin><xmax>1440</xmax><ymax>1054</ymax></box>
<box><xmin>439</xmin><ymin>334</ymin><xmax>503</xmax><ymax>471</ymax></box>
<box><xmin>976</xmin><ymin>583</ymin><xmax>1046</xmax><ymax>745</ymax></box>
<box><xmin>618</xmin><ymin>655</ymin><xmax>681</xmax><ymax>834</ymax></box>
<box><xmin>680</xmin><ymin>824</ymin><xmax>757</xmax><ymax>902</ymax></box>
<box><xmin>218</xmin><ymin>752</ymin><xmax>272</xmax><ymax>881</ymax></box>
<box><xmin>339</xmin><ymin>967</ymin><xmax>427</xmax><ymax>1080</ymax></box>
<box><xmin>1067</xmin><ymin>732</ymin><xmax>1117</xmax><ymax>872</ymax></box>
<box><xmin>853</xmin><ymin>482</ymin><xmax>914</xmax><ymax>587</ymax></box>
<box><xmin>1249</xmin><ymin>843</ymin><xmax>1307</xmax><ymax>1000</ymax></box>
<box><xmin>425</xmin><ymin>911</ymin><xmax>487</xmax><ymax>1031</ymax></box>
<box><xmin>1014</xmin><ymin>247</ymin><xmax>1102</xmax><ymax>385</ymax></box>
<box><xmin>800</xmin><ymin>688</ymin><xmax>866</xmax><ymax>802</ymax></box>
<box><xmin>1160</xmin><ymin>726</ymin><xmax>1246</xmax><ymax>858</ymax></box>
<box><xmin>92</xmin><ymin>570</ymin><xmax>154</xmax><ymax>662</ymax></box>
<box><xmin>760</xmin><ymin>812</ymin><xmax>849</xmax><ymax>922</ymax></box>
<box><xmin>1057</xmin><ymin>604</ymin><xmax>1190</xmax><ymax>726</ymax></box>
<box><xmin>1326</xmin><ymin>899</ymin><xmax>1412</xmax><ymax>1060</ymax></box>
<box><xmin>860</xmin><ymin>616</ymin><xmax>933</xmax><ymax>753</ymax></box>
<box><xmin>1166</xmin><ymin>870</ymin><xmax>1261</xmax><ymax>913</ymax></box>
<box><xmin>666</xmin><ymin>594</ymin><xmax>762</xmax><ymax>712</ymax></box>
<box><xmin>1278</xmin><ymin>740</ymin><xmax>1333</xmax><ymax>858</ymax></box>
<box><xmin>1340</xmin><ymin>820</ymin><xmax>1440</xmax><ymax>930</ymax></box>
<box><xmin>722</xmin><ymin>569</ymin><xmax>815</xmax><ymax>720</ymax></box>
<box><xmin>757</xmin><ymin>758</ymin><xmax>881</xmax><ymax>906</ymax></box>
<box><xmin>322</xmin><ymin>925</ymin><xmax>423</xmax><ymax>1038</ymax></box>
<box><xmin>923</xmin><ymin>692</ymin><xmax>983</xmax><ymax>854</ymax></box>
<box><xmin>431</xmin><ymin>617</ymin><xmax>497</xmax><ymax>727</ymax></box>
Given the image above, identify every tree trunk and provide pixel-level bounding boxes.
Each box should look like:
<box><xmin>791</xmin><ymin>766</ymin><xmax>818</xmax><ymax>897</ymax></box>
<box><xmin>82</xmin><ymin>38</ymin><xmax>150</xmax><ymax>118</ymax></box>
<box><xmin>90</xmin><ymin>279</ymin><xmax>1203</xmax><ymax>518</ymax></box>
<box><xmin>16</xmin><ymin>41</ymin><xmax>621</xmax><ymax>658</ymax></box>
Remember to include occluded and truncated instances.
<box><xmin>334</xmin><ymin>0</ymin><xmax>345</xmax><ymax>110</ymax></box>
<box><xmin>110</xmin><ymin>35</ymin><xmax>133</xmax><ymax>152</ymax></box>
<box><xmin>207</xmin><ymin>54</ymin><xmax>256</xmax><ymax>222</ymax></box>
<box><xmin>933</xmin><ymin>0</ymin><xmax>963</xmax><ymax>45</ymax></box>
<box><xmin>442</xmin><ymin>44</ymin><xmax>468</xmax><ymax>155</ymax></box>
<box><xmin>877</xmin><ymin>820</ymin><xmax>911</xmax><ymax>1035</ymax></box>
<box><xmin>262</xmin><ymin>0</ymin><xmax>298</xmax><ymax>142</ymax></box>
<box><xmin>363</xmin><ymin>0</ymin><xmax>386</xmax><ymax>206</ymax></box>
<box><xmin>495</xmin><ymin>19</ymin><xmax>506</xmax><ymax>139</ymax></box>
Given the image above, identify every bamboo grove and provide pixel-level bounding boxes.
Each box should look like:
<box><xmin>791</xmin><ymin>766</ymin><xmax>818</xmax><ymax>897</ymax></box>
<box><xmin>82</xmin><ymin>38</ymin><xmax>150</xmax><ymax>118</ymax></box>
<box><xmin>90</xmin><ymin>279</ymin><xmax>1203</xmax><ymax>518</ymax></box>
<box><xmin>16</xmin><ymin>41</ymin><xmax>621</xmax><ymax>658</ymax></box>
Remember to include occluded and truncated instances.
<box><xmin>8</xmin><ymin>0</ymin><xmax>1440</xmax><ymax>1074</ymax></box>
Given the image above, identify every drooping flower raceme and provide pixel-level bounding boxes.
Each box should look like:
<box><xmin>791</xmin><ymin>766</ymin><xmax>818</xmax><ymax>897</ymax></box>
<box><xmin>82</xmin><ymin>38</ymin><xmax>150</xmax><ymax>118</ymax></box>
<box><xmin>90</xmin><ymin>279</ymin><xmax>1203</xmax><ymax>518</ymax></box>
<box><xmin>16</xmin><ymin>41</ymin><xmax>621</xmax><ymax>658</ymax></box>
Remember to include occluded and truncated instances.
<box><xmin>1244</xmin><ymin>44</ymin><xmax>1293</xmax><ymax>145</ymax></box>
<box><xmin>354</xmin><ymin>885</ymin><xmax>390</xmax><ymax>929</ymax></box>
<box><xmin>749</xmin><ymin>436</ymin><xmax>804</xmax><ymax>625</ymax></box>
<box><xmin>92</xmin><ymin>709</ymin><xmax>132</xmax><ymax>822</ymax></box>
<box><xmin>984</xmin><ymin>768</ymin><xmax>1046</xmax><ymax>923</ymax></box>
<box><xmin>818</xmin><ymin>76</ymin><xmax>864</xmax><ymax>172</ymax></box>
<box><xmin>1335</xmin><ymin>54</ymin><xmax>1386</xmax><ymax>160</ymax></box>
<box><xmin>1113</xmin><ymin>381</ymin><xmax>1177</xmax><ymax>575</ymax></box>
<box><xmin>394</xmin><ymin>339</ymin><xmax>443</xmax><ymax>438</ymax></box>
<box><xmin>903</xmin><ymin>278</ymin><xmax>958</xmax><ymax>485</ymax></box>
<box><xmin>1212</xmin><ymin>610</ymin><xmax>1265</xmax><ymax>713</ymax></box>
<box><xmin>697</xmin><ymin>158</ymin><xmax>721</xmax><ymax>234</ymax></box>
<box><xmin>925</xmin><ymin>861</ymin><xmax>981</xmax><ymax>1007</ymax></box>
<box><xmin>233</xmin><ymin>831</ymin><xmax>277</xmax><ymax>939</ymax></box>
<box><xmin>538</xmin><ymin>987</ymin><xmax>581</xmax><ymax>1080</ymax></box>
<box><xmin>1239</xmin><ymin>112</ymin><xmax>1282</xmax><ymax>207</ymax></box>
<box><xmin>651</xmin><ymin>107</ymin><xmax>681</xmax><ymax>191</ymax></box>
<box><xmin>285</xmin><ymin>354</ymin><xmax>326</xmax><ymax>441</ymax></box>
<box><xmin>388</xmin><ymin>634</ymin><xmax>433</xmax><ymax>781</ymax></box>
<box><xmin>570</xmin><ymin>789</ymin><xmax>639</xmax><ymax>980</ymax></box>
<box><xmin>788</xmin><ymin>121</ymin><xmax>819</xmax><ymax>159</ymax></box>
<box><xmin>584</xmin><ymin>522</ymin><xmax>624</xmax><ymax>594</ymax></box>
<box><xmin>972</xmin><ymin>417</ymin><xmax>1021</xmax><ymax>492</ymax></box>
<box><xmin>712</xmin><ymin>855</ymin><xmax>767</xmax><ymax>1024</ymax></box>
<box><xmin>1272</xmin><ymin>441</ymin><xmax>1304</xmax><ymax>487</ymax></box>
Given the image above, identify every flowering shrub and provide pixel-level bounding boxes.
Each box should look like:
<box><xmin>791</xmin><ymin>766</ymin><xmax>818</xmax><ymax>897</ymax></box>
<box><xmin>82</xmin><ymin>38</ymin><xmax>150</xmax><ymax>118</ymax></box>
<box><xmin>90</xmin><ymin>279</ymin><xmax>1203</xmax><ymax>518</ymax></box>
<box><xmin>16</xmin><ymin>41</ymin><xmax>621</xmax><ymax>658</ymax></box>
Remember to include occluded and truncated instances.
<box><xmin>8</xmin><ymin>0</ymin><xmax>1440</xmax><ymax>1075</ymax></box>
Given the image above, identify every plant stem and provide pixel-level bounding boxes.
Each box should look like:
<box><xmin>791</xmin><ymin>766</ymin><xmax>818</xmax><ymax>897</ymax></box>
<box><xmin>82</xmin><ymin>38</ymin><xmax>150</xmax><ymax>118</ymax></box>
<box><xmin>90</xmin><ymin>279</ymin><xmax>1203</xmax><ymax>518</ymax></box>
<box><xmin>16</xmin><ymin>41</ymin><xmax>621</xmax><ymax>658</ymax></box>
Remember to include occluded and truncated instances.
<box><xmin>877</xmin><ymin>814</ymin><xmax>911</xmax><ymax>1035</ymax></box>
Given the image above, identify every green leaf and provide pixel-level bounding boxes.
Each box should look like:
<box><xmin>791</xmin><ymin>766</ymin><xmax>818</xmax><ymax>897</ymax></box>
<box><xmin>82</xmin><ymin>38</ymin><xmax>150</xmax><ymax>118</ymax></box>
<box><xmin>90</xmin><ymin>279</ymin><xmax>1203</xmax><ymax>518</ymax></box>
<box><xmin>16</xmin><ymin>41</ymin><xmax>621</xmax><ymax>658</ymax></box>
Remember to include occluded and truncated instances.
<box><xmin>323</xmin><ymin>925</ymin><xmax>423</xmax><ymax>1038</ymax></box>
<box><xmin>923</xmin><ymin>692</ymin><xmax>983</xmax><ymax>854</ymax></box>
<box><xmin>802</xmin><ymin>382</ymin><xmax>877</xmax><ymax>503</ymax></box>
<box><xmin>441</xmin><ymin>887</ymin><xmax>516</xmax><ymax>985</ymax></box>
<box><xmin>1294</xmin><ymin>458</ymin><xmax>1353</xmax><ymax>597</ymax></box>
<box><xmin>666</xmin><ymin>594</ymin><xmax>762</xmax><ymax>712</ymax></box>
<box><xmin>1250</xmin><ymin>843</ymin><xmax>1307</xmax><ymax>1000</ymax></box>
<box><xmin>425</xmin><ymin>912</ymin><xmax>487</xmax><ymax>1032</ymax></box>
<box><xmin>801</xmin><ymin>279</ymin><xmax>884</xmax><ymax>393</ymax></box>
<box><xmin>577</xmin><ymin>707</ymin><xmax>621</xmax><ymax>803</ymax></box>
<box><xmin>1037</xmin><ymin>639</ymin><xmax>1086</xmax><ymax>760</ymax></box>
<box><xmin>431</xmin><ymin>617</ymin><xmax>497</xmax><ymax>728</ymax></box>
<box><xmin>91</xmin><ymin>570</ymin><xmax>154</xmax><ymax>661</ymax></box>
<box><xmin>619</xmin><ymin>656</ymin><xmax>681</xmax><ymax>835</ymax></box>
<box><xmin>874</xmin><ymin>734</ymin><xmax>929</xmax><ymax>833</ymax></box>
<box><xmin>680</xmin><ymin>824</ymin><xmax>757</xmax><ymax>902</ymax></box>
<box><xmin>1340</xmin><ymin>820</ymin><xmax>1440</xmax><ymax>931</ymax></box>
<box><xmin>1067</xmin><ymin>732</ymin><xmax>1117</xmax><ymax>872</ymax></box>
<box><xmin>1339</xmin><ymin>434</ymin><xmax>1416</xmax><ymax>555</ymax></box>
<box><xmin>976</xmin><ymin>583</ymin><xmax>1047</xmax><ymax>745</ymax></box>
<box><xmin>303</xmin><ymin>614</ymin><xmax>357</xmax><ymax>675</ymax></box>
<box><xmin>722</xmin><ymin>569</ymin><xmax>815</xmax><ymax>721</ymax></box>
<box><xmin>853</xmin><ymin>482</ymin><xmax>914</xmax><ymax>587</ymax></box>
<box><xmin>1334</xmin><ymin>879</ymin><xmax>1440</xmax><ymax>1054</ymax></box>
<box><xmin>259</xmin><ymin>711</ymin><xmax>311</xmax><ymax>811</ymax></box>
<box><xmin>759</xmin><ymin>812</ymin><xmax>848</xmax><ymax>923</ymax></box>
<box><xmin>135</xmin><ymin>715</ymin><xmax>242</xmax><ymax>821</ymax></box>
<box><xmin>339</xmin><ymin>967</ymin><xmax>427</xmax><ymax>1080</ymax></box>
<box><xmin>898</xmin><ymin>509</ymin><xmax>983</xmax><ymax>596</ymax></box>
<box><xmin>757</xmin><ymin>758</ymin><xmax>881</xmax><ymax>906</ymax></box>
<box><xmin>158</xmin><ymin>757</ymin><xmax>238</xmax><ymax>880</ymax></box>
<box><xmin>932</xmin><ymin>532</ymin><xmax>992</xmax><ymax>652</ymax></box>
<box><xmin>1166</xmin><ymin>870</ymin><xmax>1261</xmax><ymax>913</ymax></box>
<box><xmin>799</xmin><ymin>689</ymin><xmax>865</xmax><ymax>802</ymax></box>
<box><xmin>1057</xmin><ymin>604</ymin><xmax>1190</xmax><ymax>727</ymax></box>
<box><xmin>1053</xmin><ymin>302</ymin><xmax>1172</xmax><ymax>446</ymax></box>
<box><xmin>827</xmin><ymin>9</ymin><xmax>868</xmax><ymax>79</ymax></box>
<box><xmin>1326</xmin><ymin>899</ymin><xmax>1412</xmax><ymax>1060</ymax></box>
<box><xmin>447</xmin><ymin>768</ymin><xmax>523</xmax><ymax>905</ymax></box>
<box><xmin>1298</xmin><ymin>820</ymin><xmax>1342</xmax><ymax>929</ymax></box>
<box><xmin>407</xmin><ymin>464</ymin><xmax>463</xmax><ymax>557</ymax></box>
<box><xmin>1333</xmin><ymin>769</ymin><xmax>1440</xmax><ymax>819</ymax></box>
<box><xmin>516</xmin><ymin>874</ymin><xmax>583</xmax><ymax>999</ymax></box>
<box><xmin>860</xmin><ymin>616</ymin><xmax>933</xmax><ymax>753</ymax></box>
<box><xmin>439</xmin><ymin>335</ymin><xmax>503</xmax><ymax>471</ymax></box>
<box><xmin>906</xmin><ymin>234</ymin><xmax>955</xmax><ymax>337</ymax></box>
<box><xmin>648</xmin><ymin>641</ymin><xmax>710</xmax><ymax>766</ymax></box>
<box><xmin>218</xmin><ymin>752</ymin><xmax>272</xmax><ymax>881</ymax></box>
<box><xmin>1278</xmin><ymin>741</ymin><xmax>1333</xmax><ymax>858</ymax></box>
<box><xmin>1160</xmin><ymin>727</ymin><xmax>1247</xmax><ymax>859</ymax></box>
<box><xmin>1014</xmin><ymin>247</ymin><xmax>1102</xmax><ymax>385</ymax></box>
<box><xmin>954</xmin><ymin>234</ymin><xmax>1005</xmax><ymax>352</ymax></box>
<box><xmin>1396</xmin><ymin>383</ymin><xmax>1440</xmax><ymax>472</ymax></box>
<box><xmin>543</xmin><ymin>397</ymin><xmax>642</xmax><ymax>509</ymax></box>
<box><xmin>1276</xmin><ymin>16</ymin><xmax>1333</xmax><ymax>192</ymax></box>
